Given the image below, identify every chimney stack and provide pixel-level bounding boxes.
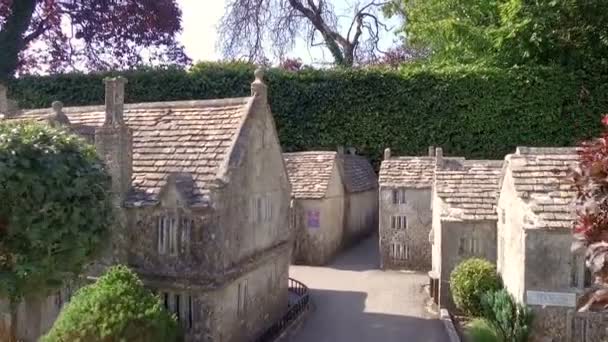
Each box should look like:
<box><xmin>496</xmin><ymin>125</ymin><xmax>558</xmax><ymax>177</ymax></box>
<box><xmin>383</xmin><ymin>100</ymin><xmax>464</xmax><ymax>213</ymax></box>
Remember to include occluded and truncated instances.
<box><xmin>428</xmin><ymin>146</ymin><xmax>435</xmax><ymax>157</ymax></box>
<box><xmin>384</xmin><ymin>148</ymin><xmax>391</xmax><ymax>160</ymax></box>
<box><xmin>0</xmin><ymin>84</ymin><xmax>18</xmax><ymax>116</ymax></box>
<box><xmin>337</xmin><ymin>146</ymin><xmax>345</xmax><ymax>155</ymax></box>
<box><xmin>104</xmin><ymin>76</ymin><xmax>127</xmax><ymax>125</ymax></box>
<box><xmin>435</xmin><ymin>147</ymin><xmax>443</xmax><ymax>167</ymax></box>
<box><xmin>95</xmin><ymin>76</ymin><xmax>132</xmax><ymax>198</ymax></box>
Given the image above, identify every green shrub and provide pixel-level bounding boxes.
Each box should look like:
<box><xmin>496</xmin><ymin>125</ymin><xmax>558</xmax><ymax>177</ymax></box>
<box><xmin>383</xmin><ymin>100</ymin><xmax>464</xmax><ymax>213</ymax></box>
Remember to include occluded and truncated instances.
<box><xmin>0</xmin><ymin>121</ymin><xmax>112</xmax><ymax>302</ymax></box>
<box><xmin>42</xmin><ymin>265</ymin><xmax>180</xmax><ymax>342</ymax></box>
<box><xmin>8</xmin><ymin>63</ymin><xmax>608</xmax><ymax>166</ymax></box>
<box><xmin>450</xmin><ymin>258</ymin><xmax>501</xmax><ymax>316</ymax></box>
<box><xmin>465</xmin><ymin>318</ymin><xmax>500</xmax><ymax>342</ymax></box>
<box><xmin>481</xmin><ymin>289</ymin><xmax>533</xmax><ymax>342</ymax></box>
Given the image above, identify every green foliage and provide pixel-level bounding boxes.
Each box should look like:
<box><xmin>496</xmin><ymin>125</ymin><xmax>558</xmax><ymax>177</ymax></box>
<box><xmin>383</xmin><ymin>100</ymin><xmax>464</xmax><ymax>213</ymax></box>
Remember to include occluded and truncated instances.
<box><xmin>465</xmin><ymin>318</ymin><xmax>500</xmax><ymax>342</ymax></box>
<box><xmin>42</xmin><ymin>265</ymin><xmax>180</xmax><ymax>342</ymax></box>
<box><xmin>480</xmin><ymin>289</ymin><xmax>533</xmax><ymax>342</ymax></box>
<box><xmin>450</xmin><ymin>258</ymin><xmax>501</xmax><ymax>316</ymax></box>
<box><xmin>397</xmin><ymin>0</ymin><xmax>608</xmax><ymax>68</ymax></box>
<box><xmin>0</xmin><ymin>121</ymin><xmax>112</xmax><ymax>302</ymax></box>
<box><xmin>7</xmin><ymin>62</ymin><xmax>608</xmax><ymax>167</ymax></box>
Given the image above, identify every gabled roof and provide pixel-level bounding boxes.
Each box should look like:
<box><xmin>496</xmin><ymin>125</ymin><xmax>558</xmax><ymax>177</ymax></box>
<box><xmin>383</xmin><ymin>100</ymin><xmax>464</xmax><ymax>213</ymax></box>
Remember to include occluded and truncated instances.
<box><xmin>283</xmin><ymin>151</ymin><xmax>338</xmax><ymax>199</ymax></box>
<box><xmin>505</xmin><ymin>146</ymin><xmax>578</xmax><ymax>229</ymax></box>
<box><xmin>12</xmin><ymin>98</ymin><xmax>253</xmax><ymax>206</ymax></box>
<box><xmin>341</xmin><ymin>154</ymin><xmax>377</xmax><ymax>193</ymax></box>
<box><xmin>435</xmin><ymin>160</ymin><xmax>503</xmax><ymax>221</ymax></box>
<box><xmin>379</xmin><ymin>157</ymin><xmax>436</xmax><ymax>188</ymax></box>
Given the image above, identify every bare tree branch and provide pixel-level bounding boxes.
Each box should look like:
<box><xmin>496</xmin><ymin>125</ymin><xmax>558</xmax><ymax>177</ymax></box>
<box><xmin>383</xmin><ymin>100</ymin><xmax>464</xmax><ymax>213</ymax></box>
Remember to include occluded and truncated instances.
<box><xmin>218</xmin><ymin>0</ymin><xmax>392</xmax><ymax>66</ymax></box>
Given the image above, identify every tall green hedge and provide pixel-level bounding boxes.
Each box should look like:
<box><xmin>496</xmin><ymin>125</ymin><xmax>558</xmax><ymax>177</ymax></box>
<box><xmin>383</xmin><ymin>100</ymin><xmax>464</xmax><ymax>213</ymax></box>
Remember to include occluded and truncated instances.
<box><xmin>9</xmin><ymin>63</ymin><xmax>608</xmax><ymax>164</ymax></box>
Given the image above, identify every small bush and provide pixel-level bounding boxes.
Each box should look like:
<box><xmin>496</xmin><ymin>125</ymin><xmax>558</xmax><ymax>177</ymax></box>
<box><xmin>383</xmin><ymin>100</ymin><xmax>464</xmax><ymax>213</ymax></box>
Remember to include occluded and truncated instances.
<box><xmin>450</xmin><ymin>258</ymin><xmax>501</xmax><ymax>316</ymax></box>
<box><xmin>481</xmin><ymin>289</ymin><xmax>533</xmax><ymax>342</ymax></box>
<box><xmin>465</xmin><ymin>318</ymin><xmax>500</xmax><ymax>342</ymax></box>
<box><xmin>42</xmin><ymin>265</ymin><xmax>180</xmax><ymax>342</ymax></box>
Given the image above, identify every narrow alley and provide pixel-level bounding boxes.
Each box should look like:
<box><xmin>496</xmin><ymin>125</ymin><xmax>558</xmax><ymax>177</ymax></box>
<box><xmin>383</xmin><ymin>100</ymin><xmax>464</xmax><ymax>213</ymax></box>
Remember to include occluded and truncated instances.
<box><xmin>289</xmin><ymin>235</ymin><xmax>450</xmax><ymax>342</ymax></box>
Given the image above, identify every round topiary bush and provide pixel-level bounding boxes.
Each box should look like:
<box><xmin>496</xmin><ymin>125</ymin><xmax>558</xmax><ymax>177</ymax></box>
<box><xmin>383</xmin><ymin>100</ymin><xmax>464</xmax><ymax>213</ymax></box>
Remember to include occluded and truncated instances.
<box><xmin>42</xmin><ymin>265</ymin><xmax>180</xmax><ymax>342</ymax></box>
<box><xmin>450</xmin><ymin>258</ymin><xmax>501</xmax><ymax>316</ymax></box>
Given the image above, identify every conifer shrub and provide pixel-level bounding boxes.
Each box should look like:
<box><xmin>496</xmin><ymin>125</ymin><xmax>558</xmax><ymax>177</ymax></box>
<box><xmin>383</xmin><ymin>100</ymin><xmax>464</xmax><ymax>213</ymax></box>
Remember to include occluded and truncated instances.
<box><xmin>42</xmin><ymin>265</ymin><xmax>180</xmax><ymax>342</ymax></box>
<box><xmin>465</xmin><ymin>318</ymin><xmax>500</xmax><ymax>342</ymax></box>
<box><xmin>480</xmin><ymin>289</ymin><xmax>533</xmax><ymax>342</ymax></box>
<box><xmin>450</xmin><ymin>258</ymin><xmax>501</xmax><ymax>316</ymax></box>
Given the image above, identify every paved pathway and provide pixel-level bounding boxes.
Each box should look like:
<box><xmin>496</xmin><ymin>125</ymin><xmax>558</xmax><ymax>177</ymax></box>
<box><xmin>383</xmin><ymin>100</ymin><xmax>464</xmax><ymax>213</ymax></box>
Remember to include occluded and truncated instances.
<box><xmin>290</xmin><ymin>235</ymin><xmax>449</xmax><ymax>342</ymax></box>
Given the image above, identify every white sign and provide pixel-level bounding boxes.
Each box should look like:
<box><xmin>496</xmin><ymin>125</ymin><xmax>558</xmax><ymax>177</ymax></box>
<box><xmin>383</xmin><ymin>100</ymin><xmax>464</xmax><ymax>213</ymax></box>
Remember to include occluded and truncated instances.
<box><xmin>526</xmin><ymin>290</ymin><xmax>576</xmax><ymax>307</ymax></box>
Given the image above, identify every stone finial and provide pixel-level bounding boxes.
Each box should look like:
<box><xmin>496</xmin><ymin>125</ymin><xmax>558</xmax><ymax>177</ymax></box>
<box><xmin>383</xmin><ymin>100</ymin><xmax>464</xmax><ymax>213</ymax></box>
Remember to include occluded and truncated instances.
<box><xmin>428</xmin><ymin>146</ymin><xmax>435</xmax><ymax>157</ymax></box>
<box><xmin>50</xmin><ymin>100</ymin><xmax>70</xmax><ymax>126</ymax></box>
<box><xmin>251</xmin><ymin>68</ymin><xmax>267</xmax><ymax>100</ymax></box>
<box><xmin>347</xmin><ymin>147</ymin><xmax>357</xmax><ymax>155</ymax></box>
<box><xmin>104</xmin><ymin>76</ymin><xmax>128</xmax><ymax>126</ymax></box>
<box><xmin>384</xmin><ymin>148</ymin><xmax>391</xmax><ymax>160</ymax></box>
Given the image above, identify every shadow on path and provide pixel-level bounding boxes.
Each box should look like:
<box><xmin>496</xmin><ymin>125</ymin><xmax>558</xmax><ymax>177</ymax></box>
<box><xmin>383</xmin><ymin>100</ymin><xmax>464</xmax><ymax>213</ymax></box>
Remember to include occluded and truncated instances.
<box><xmin>328</xmin><ymin>234</ymin><xmax>380</xmax><ymax>271</ymax></box>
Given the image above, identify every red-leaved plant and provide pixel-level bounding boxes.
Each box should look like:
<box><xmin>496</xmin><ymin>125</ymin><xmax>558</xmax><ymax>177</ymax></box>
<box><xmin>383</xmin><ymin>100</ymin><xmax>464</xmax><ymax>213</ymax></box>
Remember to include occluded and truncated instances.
<box><xmin>572</xmin><ymin>114</ymin><xmax>608</xmax><ymax>312</ymax></box>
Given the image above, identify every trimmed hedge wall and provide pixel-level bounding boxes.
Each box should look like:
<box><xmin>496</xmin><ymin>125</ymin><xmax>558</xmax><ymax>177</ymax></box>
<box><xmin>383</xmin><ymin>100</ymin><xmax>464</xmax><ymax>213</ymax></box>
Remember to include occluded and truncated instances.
<box><xmin>9</xmin><ymin>63</ymin><xmax>608</xmax><ymax>164</ymax></box>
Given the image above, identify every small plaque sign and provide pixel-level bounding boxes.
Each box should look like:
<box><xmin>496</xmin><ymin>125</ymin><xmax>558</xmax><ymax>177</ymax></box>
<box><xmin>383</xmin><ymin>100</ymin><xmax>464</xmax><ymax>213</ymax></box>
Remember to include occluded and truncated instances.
<box><xmin>526</xmin><ymin>290</ymin><xmax>576</xmax><ymax>307</ymax></box>
<box><xmin>307</xmin><ymin>210</ymin><xmax>320</xmax><ymax>229</ymax></box>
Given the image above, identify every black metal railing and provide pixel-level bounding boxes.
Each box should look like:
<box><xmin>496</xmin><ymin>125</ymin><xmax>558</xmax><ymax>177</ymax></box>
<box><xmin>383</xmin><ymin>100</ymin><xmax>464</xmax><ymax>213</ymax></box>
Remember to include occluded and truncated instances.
<box><xmin>254</xmin><ymin>278</ymin><xmax>310</xmax><ymax>342</ymax></box>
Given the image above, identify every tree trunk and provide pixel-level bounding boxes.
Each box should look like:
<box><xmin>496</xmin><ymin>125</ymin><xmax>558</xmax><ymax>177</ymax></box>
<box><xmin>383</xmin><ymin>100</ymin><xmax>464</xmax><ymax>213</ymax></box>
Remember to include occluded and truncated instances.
<box><xmin>0</xmin><ymin>0</ymin><xmax>37</xmax><ymax>83</ymax></box>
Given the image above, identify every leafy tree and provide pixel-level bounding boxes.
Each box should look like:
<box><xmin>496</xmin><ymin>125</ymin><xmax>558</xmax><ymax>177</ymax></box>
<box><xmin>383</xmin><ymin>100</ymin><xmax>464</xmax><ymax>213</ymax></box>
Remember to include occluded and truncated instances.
<box><xmin>0</xmin><ymin>0</ymin><xmax>189</xmax><ymax>83</ymax></box>
<box><xmin>0</xmin><ymin>121</ymin><xmax>112</xmax><ymax>340</ymax></box>
<box><xmin>387</xmin><ymin>0</ymin><xmax>608</xmax><ymax>68</ymax></box>
<box><xmin>450</xmin><ymin>258</ymin><xmax>502</xmax><ymax>316</ymax></box>
<box><xmin>42</xmin><ymin>265</ymin><xmax>179</xmax><ymax>342</ymax></box>
<box><xmin>480</xmin><ymin>289</ymin><xmax>533</xmax><ymax>342</ymax></box>
<box><xmin>572</xmin><ymin>115</ymin><xmax>608</xmax><ymax>312</ymax></box>
<box><xmin>219</xmin><ymin>0</ymin><xmax>391</xmax><ymax>67</ymax></box>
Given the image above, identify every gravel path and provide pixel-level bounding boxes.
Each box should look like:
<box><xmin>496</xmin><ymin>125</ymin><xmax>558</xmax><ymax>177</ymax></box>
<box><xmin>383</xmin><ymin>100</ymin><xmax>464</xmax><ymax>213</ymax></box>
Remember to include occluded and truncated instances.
<box><xmin>289</xmin><ymin>235</ymin><xmax>450</xmax><ymax>342</ymax></box>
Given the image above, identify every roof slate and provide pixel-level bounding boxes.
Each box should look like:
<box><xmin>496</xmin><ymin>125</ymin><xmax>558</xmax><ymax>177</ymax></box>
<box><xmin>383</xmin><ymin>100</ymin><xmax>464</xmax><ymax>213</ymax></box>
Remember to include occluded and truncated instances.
<box><xmin>378</xmin><ymin>157</ymin><xmax>436</xmax><ymax>188</ymax></box>
<box><xmin>14</xmin><ymin>98</ymin><xmax>251</xmax><ymax>206</ymax></box>
<box><xmin>283</xmin><ymin>152</ymin><xmax>337</xmax><ymax>199</ymax></box>
<box><xmin>436</xmin><ymin>160</ymin><xmax>503</xmax><ymax>221</ymax></box>
<box><xmin>508</xmin><ymin>147</ymin><xmax>578</xmax><ymax>230</ymax></box>
<box><xmin>341</xmin><ymin>154</ymin><xmax>377</xmax><ymax>193</ymax></box>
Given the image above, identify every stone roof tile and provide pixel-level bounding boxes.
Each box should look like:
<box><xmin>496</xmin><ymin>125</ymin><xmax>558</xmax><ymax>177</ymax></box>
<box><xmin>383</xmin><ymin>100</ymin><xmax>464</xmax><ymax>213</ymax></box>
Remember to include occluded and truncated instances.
<box><xmin>378</xmin><ymin>157</ymin><xmax>436</xmax><ymax>188</ymax></box>
<box><xmin>436</xmin><ymin>160</ymin><xmax>503</xmax><ymax>221</ymax></box>
<box><xmin>14</xmin><ymin>98</ymin><xmax>251</xmax><ymax>206</ymax></box>
<box><xmin>284</xmin><ymin>152</ymin><xmax>337</xmax><ymax>199</ymax></box>
<box><xmin>509</xmin><ymin>146</ymin><xmax>578</xmax><ymax>230</ymax></box>
<box><xmin>341</xmin><ymin>154</ymin><xmax>377</xmax><ymax>193</ymax></box>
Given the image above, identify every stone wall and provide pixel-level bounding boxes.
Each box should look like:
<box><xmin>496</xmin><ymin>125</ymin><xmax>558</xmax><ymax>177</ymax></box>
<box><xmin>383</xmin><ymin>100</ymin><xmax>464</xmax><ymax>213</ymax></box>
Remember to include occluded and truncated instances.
<box><xmin>379</xmin><ymin>187</ymin><xmax>432</xmax><ymax>270</ymax></box>
<box><xmin>293</xmin><ymin>164</ymin><xmax>345</xmax><ymax>265</ymax></box>
<box><xmin>438</xmin><ymin>220</ymin><xmax>497</xmax><ymax>310</ymax></box>
<box><xmin>343</xmin><ymin>189</ymin><xmax>378</xmax><ymax>247</ymax></box>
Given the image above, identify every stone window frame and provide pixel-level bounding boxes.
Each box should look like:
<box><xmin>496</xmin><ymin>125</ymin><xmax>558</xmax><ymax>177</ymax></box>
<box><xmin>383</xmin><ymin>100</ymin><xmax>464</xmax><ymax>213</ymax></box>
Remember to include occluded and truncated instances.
<box><xmin>390</xmin><ymin>215</ymin><xmax>407</xmax><ymax>230</ymax></box>
<box><xmin>250</xmin><ymin>194</ymin><xmax>273</xmax><ymax>223</ymax></box>
<box><xmin>390</xmin><ymin>242</ymin><xmax>409</xmax><ymax>260</ymax></box>
<box><xmin>157</xmin><ymin>213</ymin><xmax>193</xmax><ymax>256</ymax></box>
<box><xmin>458</xmin><ymin>236</ymin><xmax>481</xmax><ymax>256</ymax></box>
<box><xmin>237</xmin><ymin>279</ymin><xmax>249</xmax><ymax>317</ymax></box>
<box><xmin>162</xmin><ymin>290</ymin><xmax>195</xmax><ymax>331</ymax></box>
<box><xmin>392</xmin><ymin>187</ymin><xmax>407</xmax><ymax>205</ymax></box>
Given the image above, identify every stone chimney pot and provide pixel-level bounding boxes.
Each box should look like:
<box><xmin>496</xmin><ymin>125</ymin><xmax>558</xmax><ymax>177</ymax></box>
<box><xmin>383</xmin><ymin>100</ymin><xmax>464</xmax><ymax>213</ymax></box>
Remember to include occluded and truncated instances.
<box><xmin>337</xmin><ymin>146</ymin><xmax>345</xmax><ymax>155</ymax></box>
<box><xmin>428</xmin><ymin>146</ymin><xmax>435</xmax><ymax>157</ymax></box>
<box><xmin>435</xmin><ymin>147</ymin><xmax>443</xmax><ymax>165</ymax></box>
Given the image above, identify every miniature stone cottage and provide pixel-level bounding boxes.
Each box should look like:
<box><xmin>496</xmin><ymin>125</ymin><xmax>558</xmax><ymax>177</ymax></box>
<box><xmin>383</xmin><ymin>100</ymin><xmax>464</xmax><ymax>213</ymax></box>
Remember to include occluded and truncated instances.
<box><xmin>429</xmin><ymin>148</ymin><xmax>502</xmax><ymax>309</ymax></box>
<box><xmin>497</xmin><ymin>147</ymin><xmax>585</xmax><ymax>341</ymax></box>
<box><xmin>378</xmin><ymin>147</ymin><xmax>436</xmax><ymax>270</ymax></box>
<box><xmin>284</xmin><ymin>151</ymin><xmax>345</xmax><ymax>265</ymax></box>
<box><xmin>338</xmin><ymin>147</ymin><xmax>378</xmax><ymax>247</ymax></box>
<box><xmin>3</xmin><ymin>70</ymin><xmax>293</xmax><ymax>342</ymax></box>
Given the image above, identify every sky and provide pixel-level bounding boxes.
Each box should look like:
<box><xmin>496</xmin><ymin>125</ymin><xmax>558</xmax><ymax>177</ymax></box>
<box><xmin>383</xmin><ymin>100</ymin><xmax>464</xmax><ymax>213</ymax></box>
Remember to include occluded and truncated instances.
<box><xmin>177</xmin><ymin>0</ymin><xmax>401</xmax><ymax>66</ymax></box>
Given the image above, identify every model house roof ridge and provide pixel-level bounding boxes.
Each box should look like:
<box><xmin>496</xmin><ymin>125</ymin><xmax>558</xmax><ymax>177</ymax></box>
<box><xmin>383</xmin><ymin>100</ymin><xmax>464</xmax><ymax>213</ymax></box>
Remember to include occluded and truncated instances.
<box><xmin>340</xmin><ymin>153</ymin><xmax>378</xmax><ymax>193</ymax></box>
